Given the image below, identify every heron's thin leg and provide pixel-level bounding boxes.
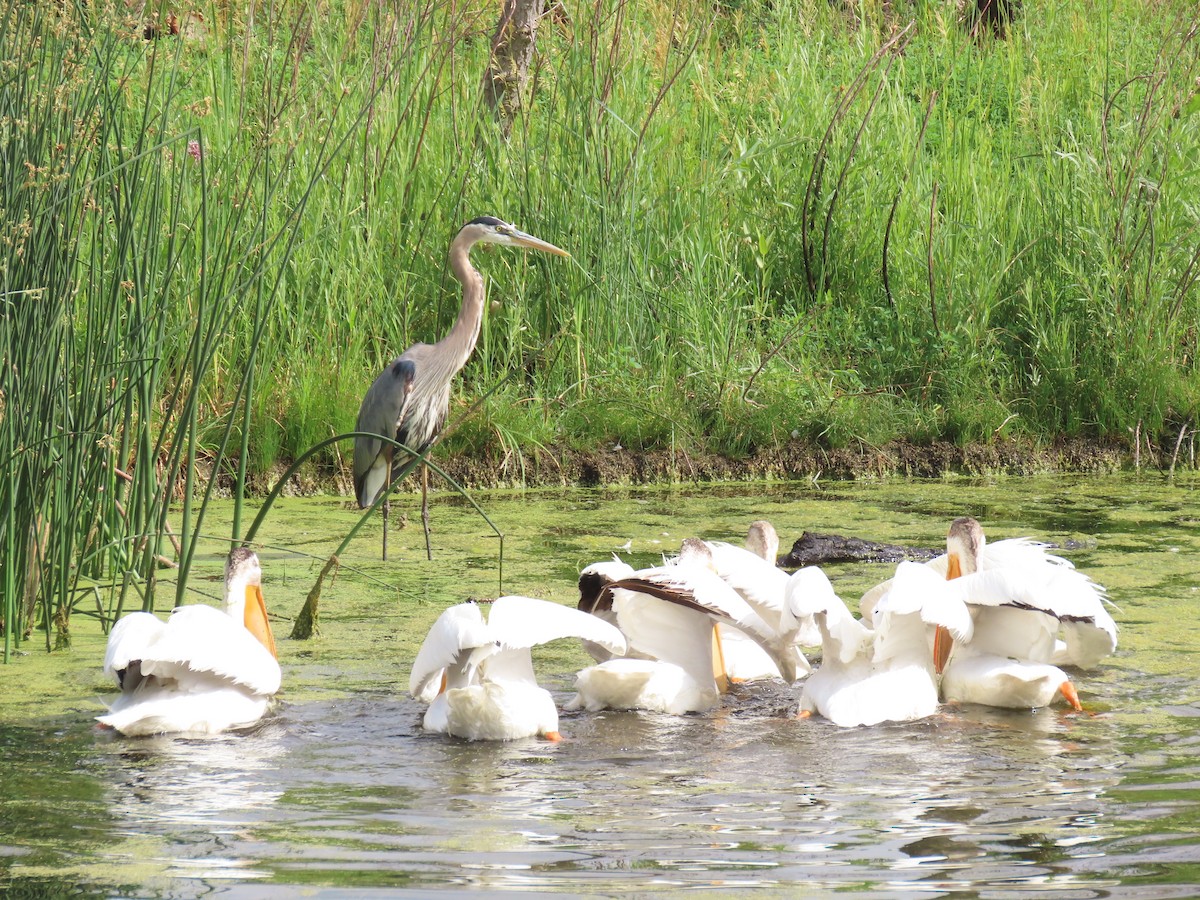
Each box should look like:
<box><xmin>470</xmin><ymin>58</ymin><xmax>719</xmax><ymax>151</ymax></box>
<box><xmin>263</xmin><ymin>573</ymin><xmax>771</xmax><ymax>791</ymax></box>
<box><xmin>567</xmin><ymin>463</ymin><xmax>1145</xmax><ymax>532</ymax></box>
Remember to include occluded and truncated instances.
<box><xmin>382</xmin><ymin>456</ymin><xmax>391</xmax><ymax>562</ymax></box>
<box><xmin>421</xmin><ymin>463</ymin><xmax>432</xmax><ymax>560</ymax></box>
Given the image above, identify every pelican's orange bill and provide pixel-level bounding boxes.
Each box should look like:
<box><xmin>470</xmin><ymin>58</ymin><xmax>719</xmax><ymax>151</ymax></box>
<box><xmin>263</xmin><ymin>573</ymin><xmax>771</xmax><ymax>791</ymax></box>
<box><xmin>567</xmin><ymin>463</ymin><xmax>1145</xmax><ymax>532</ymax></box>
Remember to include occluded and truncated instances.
<box><xmin>936</xmin><ymin>551</ymin><xmax>963</xmax><ymax>673</ymax></box>
<box><xmin>711</xmin><ymin>624</ymin><xmax>730</xmax><ymax>694</ymax></box>
<box><xmin>933</xmin><ymin>624</ymin><xmax>954</xmax><ymax>675</ymax></box>
<box><xmin>1059</xmin><ymin>680</ymin><xmax>1083</xmax><ymax>712</ymax></box>
<box><xmin>245</xmin><ymin>584</ymin><xmax>277</xmax><ymax>658</ymax></box>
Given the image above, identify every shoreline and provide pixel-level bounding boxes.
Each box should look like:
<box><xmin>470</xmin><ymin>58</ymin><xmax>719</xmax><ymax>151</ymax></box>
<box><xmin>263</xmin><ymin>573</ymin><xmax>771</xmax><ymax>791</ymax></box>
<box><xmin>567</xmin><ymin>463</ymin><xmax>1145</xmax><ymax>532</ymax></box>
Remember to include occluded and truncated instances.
<box><xmin>224</xmin><ymin>436</ymin><xmax>1177</xmax><ymax>499</ymax></box>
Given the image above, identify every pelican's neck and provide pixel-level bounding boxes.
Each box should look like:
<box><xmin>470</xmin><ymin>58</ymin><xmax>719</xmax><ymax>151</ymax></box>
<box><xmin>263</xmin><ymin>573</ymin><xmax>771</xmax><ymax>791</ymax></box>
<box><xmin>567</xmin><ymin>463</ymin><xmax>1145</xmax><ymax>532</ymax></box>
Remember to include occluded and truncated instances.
<box><xmin>223</xmin><ymin>570</ymin><xmax>251</xmax><ymax>623</ymax></box>
<box><xmin>441</xmin><ymin>232</ymin><xmax>487</xmax><ymax>373</ymax></box>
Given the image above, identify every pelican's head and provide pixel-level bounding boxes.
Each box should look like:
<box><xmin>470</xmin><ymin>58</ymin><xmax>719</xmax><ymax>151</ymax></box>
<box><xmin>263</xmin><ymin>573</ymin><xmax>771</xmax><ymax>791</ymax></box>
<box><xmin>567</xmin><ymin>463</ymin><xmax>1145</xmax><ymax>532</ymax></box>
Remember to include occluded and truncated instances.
<box><xmin>745</xmin><ymin>520</ymin><xmax>780</xmax><ymax>563</ymax></box>
<box><xmin>677</xmin><ymin>537</ymin><xmax>717</xmax><ymax>572</ymax></box>
<box><xmin>458</xmin><ymin>216</ymin><xmax>570</xmax><ymax>257</ymax></box>
<box><xmin>945</xmin><ymin>516</ymin><xmax>985</xmax><ymax>580</ymax></box>
<box><xmin>578</xmin><ymin>558</ymin><xmax>635</xmax><ymax>614</ymax></box>
<box><xmin>224</xmin><ymin>547</ymin><xmax>277</xmax><ymax>658</ymax></box>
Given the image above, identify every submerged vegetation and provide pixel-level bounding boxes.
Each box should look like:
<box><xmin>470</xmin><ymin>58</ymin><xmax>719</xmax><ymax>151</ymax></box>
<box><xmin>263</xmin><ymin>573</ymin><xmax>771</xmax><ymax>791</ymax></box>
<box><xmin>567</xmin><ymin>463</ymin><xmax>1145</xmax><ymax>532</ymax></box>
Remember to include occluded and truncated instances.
<box><xmin>2</xmin><ymin>0</ymin><xmax>1199</xmax><ymax>653</ymax></box>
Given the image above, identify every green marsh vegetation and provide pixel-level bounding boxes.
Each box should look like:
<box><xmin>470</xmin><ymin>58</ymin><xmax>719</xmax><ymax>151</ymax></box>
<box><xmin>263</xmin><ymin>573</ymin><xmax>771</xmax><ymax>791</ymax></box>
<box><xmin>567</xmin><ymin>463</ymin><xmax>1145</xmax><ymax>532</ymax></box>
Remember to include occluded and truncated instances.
<box><xmin>2</xmin><ymin>0</ymin><xmax>1199</xmax><ymax>657</ymax></box>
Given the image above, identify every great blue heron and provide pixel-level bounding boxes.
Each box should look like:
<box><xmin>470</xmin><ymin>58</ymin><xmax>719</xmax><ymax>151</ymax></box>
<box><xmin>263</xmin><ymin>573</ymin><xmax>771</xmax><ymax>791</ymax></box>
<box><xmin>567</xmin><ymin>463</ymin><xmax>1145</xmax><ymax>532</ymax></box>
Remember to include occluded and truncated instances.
<box><xmin>353</xmin><ymin>216</ymin><xmax>569</xmax><ymax>559</ymax></box>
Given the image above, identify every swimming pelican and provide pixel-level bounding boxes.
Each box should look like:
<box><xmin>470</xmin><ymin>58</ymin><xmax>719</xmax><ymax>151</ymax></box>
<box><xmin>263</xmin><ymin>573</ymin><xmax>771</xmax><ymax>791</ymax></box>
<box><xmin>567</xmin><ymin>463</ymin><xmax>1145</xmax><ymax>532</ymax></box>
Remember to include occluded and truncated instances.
<box><xmin>861</xmin><ymin>517</ymin><xmax>1116</xmax><ymax>670</ymax></box>
<box><xmin>97</xmin><ymin>548</ymin><xmax>280</xmax><ymax>736</ymax></box>
<box><xmin>790</xmin><ymin>562</ymin><xmax>972</xmax><ymax>727</ymax></box>
<box><xmin>568</xmin><ymin>540</ymin><xmax>802</xmax><ymax>714</ymax></box>
<box><xmin>410</xmin><ymin>596</ymin><xmax>626</xmax><ymax>741</ymax></box>
<box><xmin>932</xmin><ymin>517</ymin><xmax>1105</xmax><ymax>709</ymax></box>
<box><xmin>940</xmin><ymin>654</ymin><xmax>1082</xmax><ymax>710</ymax></box>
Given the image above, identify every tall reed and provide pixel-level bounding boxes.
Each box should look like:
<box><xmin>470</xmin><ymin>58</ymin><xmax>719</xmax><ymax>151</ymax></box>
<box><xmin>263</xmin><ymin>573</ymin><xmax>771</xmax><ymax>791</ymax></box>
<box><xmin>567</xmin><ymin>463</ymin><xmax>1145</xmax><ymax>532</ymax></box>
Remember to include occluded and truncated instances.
<box><xmin>0</xmin><ymin>1</ymin><xmax>390</xmax><ymax>656</ymax></box>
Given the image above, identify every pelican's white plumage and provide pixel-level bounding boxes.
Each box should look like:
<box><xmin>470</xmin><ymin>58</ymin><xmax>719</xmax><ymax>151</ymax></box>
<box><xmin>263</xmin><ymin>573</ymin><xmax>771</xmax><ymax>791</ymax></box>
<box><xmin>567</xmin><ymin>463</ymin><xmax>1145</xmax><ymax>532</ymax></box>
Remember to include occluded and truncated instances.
<box><xmin>861</xmin><ymin>522</ymin><xmax>1116</xmax><ymax>669</ymax></box>
<box><xmin>670</xmin><ymin>534</ymin><xmax>815</xmax><ymax>682</ymax></box>
<box><xmin>702</xmin><ymin>540</ymin><xmax>822</xmax><ymax>652</ymax></box>
<box><xmin>790</xmin><ymin>562</ymin><xmax>971</xmax><ymax>727</ymax></box>
<box><xmin>410</xmin><ymin>596</ymin><xmax>626</xmax><ymax>741</ymax></box>
<box><xmin>941</xmin><ymin>653</ymin><xmax>1081</xmax><ymax>710</ymax></box>
<box><xmin>570</xmin><ymin>658</ymin><xmax>714</xmax><ymax>716</ymax></box>
<box><xmin>922</xmin><ymin>517</ymin><xmax>1101</xmax><ymax>710</ymax></box>
<box><xmin>97</xmin><ymin>549</ymin><xmax>280</xmax><ymax>736</ymax></box>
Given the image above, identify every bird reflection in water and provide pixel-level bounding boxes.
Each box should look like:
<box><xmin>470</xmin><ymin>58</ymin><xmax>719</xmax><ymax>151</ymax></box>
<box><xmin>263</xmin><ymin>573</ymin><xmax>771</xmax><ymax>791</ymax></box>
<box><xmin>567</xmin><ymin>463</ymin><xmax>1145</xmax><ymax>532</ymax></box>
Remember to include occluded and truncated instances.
<box><xmin>105</xmin><ymin>720</ymin><xmax>287</xmax><ymax>826</ymax></box>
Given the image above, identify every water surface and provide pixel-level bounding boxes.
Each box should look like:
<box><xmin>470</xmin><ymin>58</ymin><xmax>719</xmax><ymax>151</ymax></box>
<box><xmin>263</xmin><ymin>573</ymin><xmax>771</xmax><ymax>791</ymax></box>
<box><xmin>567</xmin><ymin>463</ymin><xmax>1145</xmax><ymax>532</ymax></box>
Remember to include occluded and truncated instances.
<box><xmin>3</xmin><ymin>474</ymin><xmax>1199</xmax><ymax>897</ymax></box>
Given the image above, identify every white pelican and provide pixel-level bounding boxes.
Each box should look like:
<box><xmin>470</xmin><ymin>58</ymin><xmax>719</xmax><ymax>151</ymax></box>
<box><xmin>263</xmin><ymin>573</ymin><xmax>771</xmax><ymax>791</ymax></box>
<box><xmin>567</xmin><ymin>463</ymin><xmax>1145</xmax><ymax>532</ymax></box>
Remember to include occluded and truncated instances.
<box><xmin>97</xmin><ymin>548</ymin><xmax>280</xmax><ymax>736</ymax></box>
<box><xmin>568</xmin><ymin>540</ymin><xmax>803</xmax><ymax>714</ymax></box>
<box><xmin>410</xmin><ymin>596</ymin><xmax>626</xmax><ymax>741</ymax></box>
<box><xmin>790</xmin><ymin>562</ymin><xmax>972</xmax><ymax>727</ymax></box>
<box><xmin>701</xmin><ymin>536</ymin><xmax>822</xmax><ymax>652</ymax></box>
<box><xmin>929</xmin><ymin>517</ymin><xmax>1106</xmax><ymax>710</ymax></box>
<box><xmin>861</xmin><ymin>516</ymin><xmax>1116</xmax><ymax>670</ymax></box>
<box><xmin>940</xmin><ymin>654</ymin><xmax>1081</xmax><ymax>711</ymax></box>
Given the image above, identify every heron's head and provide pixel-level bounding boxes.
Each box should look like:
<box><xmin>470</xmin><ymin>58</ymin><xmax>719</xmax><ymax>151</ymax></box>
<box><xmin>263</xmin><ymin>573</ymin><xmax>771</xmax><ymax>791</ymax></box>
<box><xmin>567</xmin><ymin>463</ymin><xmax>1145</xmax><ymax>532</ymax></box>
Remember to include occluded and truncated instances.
<box><xmin>459</xmin><ymin>216</ymin><xmax>570</xmax><ymax>257</ymax></box>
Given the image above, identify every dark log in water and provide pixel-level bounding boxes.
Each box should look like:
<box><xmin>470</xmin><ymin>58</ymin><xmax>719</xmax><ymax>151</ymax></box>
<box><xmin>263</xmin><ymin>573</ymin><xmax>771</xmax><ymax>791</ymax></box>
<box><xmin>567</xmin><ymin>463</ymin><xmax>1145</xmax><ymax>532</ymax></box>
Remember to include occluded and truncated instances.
<box><xmin>780</xmin><ymin>532</ymin><xmax>939</xmax><ymax>567</ymax></box>
<box><xmin>779</xmin><ymin>532</ymin><xmax>1093</xmax><ymax>567</ymax></box>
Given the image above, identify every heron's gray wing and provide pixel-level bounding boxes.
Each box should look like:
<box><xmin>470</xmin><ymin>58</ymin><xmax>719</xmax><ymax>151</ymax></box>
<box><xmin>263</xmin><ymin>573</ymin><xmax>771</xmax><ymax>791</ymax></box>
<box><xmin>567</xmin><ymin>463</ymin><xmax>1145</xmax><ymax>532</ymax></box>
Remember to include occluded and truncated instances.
<box><xmin>353</xmin><ymin>357</ymin><xmax>416</xmax><ymax>507</ymax></box>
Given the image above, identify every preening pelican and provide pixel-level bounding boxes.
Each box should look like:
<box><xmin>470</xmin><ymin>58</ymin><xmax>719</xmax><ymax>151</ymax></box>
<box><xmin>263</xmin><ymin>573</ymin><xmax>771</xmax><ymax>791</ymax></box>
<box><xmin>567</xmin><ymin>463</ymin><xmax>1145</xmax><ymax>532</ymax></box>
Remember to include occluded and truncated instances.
<box><xmin>97</xmin><ymin>548</ymin><xmax>280</xmax><ymax>736</ymax></box>
<box><xmin>568</xmin><ymin>540</ymin><xmax>802</xmax><ymax>714</ymax></box>
<box><xmin>410</xmin><ymin>596</ymin><xmax>625</xmax><ymax>741</ymax></box>
<box><xmin>790</xmin><ymin>562</ymin><xmax>972</xmax><ymax>727</ymax></box>
<box><xmin>700</xmin><ymin>535</ymin><xmax>822</xmax><ymax>652</ymax></box>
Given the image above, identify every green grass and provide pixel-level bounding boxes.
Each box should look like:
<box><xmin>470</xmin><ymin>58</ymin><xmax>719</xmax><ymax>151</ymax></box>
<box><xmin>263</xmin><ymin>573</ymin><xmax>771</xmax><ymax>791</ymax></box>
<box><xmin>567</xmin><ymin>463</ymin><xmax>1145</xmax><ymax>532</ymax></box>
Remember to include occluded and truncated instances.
<box><xmin>3</xmin><ymin>0</ymin><xmax>1199</xmax><ymax>652</ymax></box>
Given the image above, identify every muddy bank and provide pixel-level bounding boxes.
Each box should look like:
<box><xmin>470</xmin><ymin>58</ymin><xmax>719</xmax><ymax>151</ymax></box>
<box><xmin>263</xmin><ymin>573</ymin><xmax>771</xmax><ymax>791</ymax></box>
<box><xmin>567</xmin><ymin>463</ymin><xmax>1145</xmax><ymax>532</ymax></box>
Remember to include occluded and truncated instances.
<box><xmin>241</xmin><ymin>436</ymin><xmax>1153</xmax><ymax>498</ymax></box>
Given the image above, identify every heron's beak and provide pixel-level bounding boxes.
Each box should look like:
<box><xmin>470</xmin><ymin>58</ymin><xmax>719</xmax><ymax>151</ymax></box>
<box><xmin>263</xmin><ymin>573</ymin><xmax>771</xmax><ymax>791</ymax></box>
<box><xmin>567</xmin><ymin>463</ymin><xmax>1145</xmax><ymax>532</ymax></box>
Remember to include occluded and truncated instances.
<box><xmin>244</xmin><ymin>584</ymin><xmax>277</xmax><ymax>658</ymax></box>
<box><xmin>511</xmin><ymin>230</ymin><xmax>570</xmax><ymax>257</ymax></box>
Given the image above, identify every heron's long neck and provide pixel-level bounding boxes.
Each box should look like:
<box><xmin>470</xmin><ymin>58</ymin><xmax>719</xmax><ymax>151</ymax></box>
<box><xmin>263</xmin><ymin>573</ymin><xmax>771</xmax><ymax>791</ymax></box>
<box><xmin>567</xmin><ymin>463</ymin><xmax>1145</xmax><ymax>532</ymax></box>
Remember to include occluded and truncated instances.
<box><xmin>441</xmin><ymin>236</ymin><xmax>486</xmax><ymax>373</ymax></box>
